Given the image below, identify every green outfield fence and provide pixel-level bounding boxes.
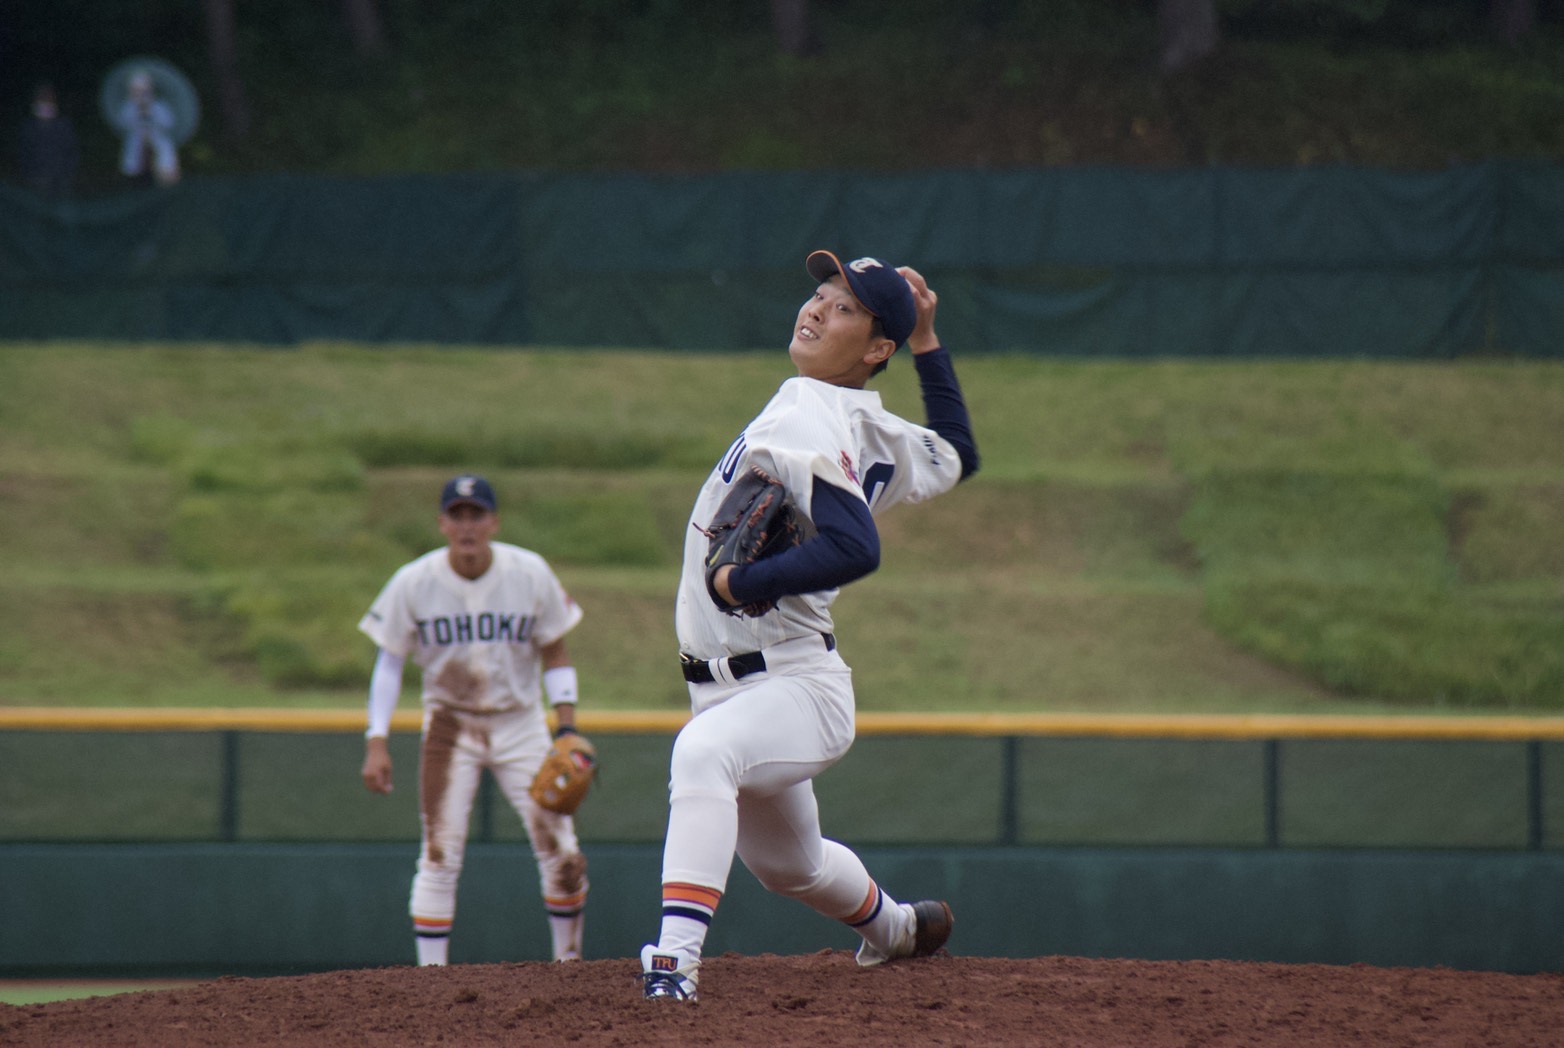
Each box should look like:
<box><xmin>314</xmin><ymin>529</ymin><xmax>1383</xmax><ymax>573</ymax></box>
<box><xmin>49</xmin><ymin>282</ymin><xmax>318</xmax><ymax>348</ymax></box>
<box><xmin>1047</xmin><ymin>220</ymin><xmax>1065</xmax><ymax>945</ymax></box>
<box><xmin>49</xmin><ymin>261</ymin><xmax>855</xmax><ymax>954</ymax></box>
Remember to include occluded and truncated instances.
<box><xmin>4</xmin><ymin>709</ymin><xmax>1564</xmax><ymax>849</ymax></box>
<box><xmin>4</xmin><ymin>709</ymin><xmax>1564</xmax><ymax>976</ymax></box>
<box><xmin>2</xmin><ymin>163</ymin><xmax>1561</xmax><ymax>356</ymax></box>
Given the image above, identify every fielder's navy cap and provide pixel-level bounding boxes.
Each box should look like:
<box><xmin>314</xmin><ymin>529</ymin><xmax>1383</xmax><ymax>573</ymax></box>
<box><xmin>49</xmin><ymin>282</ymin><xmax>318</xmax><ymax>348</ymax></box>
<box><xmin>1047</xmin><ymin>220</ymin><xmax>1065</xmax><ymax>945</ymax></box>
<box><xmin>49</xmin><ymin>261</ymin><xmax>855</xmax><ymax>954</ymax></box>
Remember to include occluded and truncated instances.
<box><xmin>441</xmin><ymin>474</ymin><xmax>497</xmax><ymax>513</ymax></box>
<box><xmin>805</xmin><ymin>250</ymin><xmax>917</xmax><ymax>347</ymax></box>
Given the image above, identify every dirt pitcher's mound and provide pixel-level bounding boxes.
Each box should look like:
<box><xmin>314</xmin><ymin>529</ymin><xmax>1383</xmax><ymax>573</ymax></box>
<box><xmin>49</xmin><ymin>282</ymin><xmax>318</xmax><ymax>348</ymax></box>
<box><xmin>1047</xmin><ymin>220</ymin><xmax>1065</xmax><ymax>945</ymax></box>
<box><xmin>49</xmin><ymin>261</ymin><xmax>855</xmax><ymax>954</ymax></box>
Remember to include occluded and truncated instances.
<box><xmin>4</xmin><ymin>952</ymin><xmax>1563</xmax><ymax>1048</ymax></box>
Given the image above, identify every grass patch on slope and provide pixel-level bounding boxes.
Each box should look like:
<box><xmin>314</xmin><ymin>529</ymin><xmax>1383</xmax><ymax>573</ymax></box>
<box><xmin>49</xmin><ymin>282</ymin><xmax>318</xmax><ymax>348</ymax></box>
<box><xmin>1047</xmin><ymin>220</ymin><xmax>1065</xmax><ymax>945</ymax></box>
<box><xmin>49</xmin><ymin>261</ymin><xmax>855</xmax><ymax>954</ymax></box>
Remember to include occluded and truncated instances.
<box><xmin>0</xmin><ymin>343</ymin><xmax>1560</xmax><ymax>712</ymax></box>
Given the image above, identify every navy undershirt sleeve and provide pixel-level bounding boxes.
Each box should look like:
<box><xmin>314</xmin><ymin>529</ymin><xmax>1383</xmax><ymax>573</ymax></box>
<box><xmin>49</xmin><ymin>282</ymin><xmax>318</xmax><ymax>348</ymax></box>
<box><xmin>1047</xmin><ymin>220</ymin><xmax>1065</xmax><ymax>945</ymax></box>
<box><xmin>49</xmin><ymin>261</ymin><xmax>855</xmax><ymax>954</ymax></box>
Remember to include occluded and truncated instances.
<box><xmin>726</xmin><ymin>478</ymin><xmax>878</xmax><ymax>607</ymax></box>
<box><xmin>724</xmin><ymin>349</ymin><xmax>975</xmax><ymax>610</ymax></box>
<box><xmin>914</xmin><ymin>348</ymin><xmax>980</xmax><ymax>480</ymax></box>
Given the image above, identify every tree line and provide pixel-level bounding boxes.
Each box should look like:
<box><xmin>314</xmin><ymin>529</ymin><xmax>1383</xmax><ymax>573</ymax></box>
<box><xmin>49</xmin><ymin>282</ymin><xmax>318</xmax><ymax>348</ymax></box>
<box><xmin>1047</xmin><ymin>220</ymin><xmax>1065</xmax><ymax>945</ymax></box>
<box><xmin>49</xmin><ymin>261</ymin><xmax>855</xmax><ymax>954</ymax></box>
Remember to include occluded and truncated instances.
<box><xmin>2</xmin><ymin>0</ymin><xmax>1554</xmax><ymax>156</ymax></box>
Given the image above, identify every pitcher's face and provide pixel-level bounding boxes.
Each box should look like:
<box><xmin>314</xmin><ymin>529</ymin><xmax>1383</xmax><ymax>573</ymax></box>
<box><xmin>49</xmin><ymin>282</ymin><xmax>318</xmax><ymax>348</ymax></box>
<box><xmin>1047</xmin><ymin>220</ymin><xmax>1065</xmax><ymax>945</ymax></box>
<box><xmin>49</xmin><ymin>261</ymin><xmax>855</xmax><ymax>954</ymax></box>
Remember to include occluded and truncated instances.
<box><xmin>788</xmin><ymin>275</ymin><xmax>893</xmax><ymax>387</ymax></box>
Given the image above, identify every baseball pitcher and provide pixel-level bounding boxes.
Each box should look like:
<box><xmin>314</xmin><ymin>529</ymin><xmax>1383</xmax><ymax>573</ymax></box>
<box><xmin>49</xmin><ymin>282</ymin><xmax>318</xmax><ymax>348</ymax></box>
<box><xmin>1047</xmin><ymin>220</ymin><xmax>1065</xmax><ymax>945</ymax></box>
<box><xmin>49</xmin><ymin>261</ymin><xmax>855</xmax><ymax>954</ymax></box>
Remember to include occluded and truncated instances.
<box><xmin>359</xmin><ymin>474</ymin><xmax>591</xmax><ymax>965</ymax></box>
<box><xmin>640</xmin><ymin>251</ymin><xmax>980</xmax><ymax>1001</ymax></box>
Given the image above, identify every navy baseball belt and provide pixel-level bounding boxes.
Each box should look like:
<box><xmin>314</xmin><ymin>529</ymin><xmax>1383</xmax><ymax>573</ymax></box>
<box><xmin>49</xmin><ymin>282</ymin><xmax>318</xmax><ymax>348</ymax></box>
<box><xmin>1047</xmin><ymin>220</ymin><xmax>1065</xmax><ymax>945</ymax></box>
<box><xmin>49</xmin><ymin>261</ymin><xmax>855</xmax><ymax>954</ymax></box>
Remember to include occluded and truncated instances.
<box><xmin>680</xmin><ymin>633</ymin><xmax>835</xmax><ymax>684</ymax></box>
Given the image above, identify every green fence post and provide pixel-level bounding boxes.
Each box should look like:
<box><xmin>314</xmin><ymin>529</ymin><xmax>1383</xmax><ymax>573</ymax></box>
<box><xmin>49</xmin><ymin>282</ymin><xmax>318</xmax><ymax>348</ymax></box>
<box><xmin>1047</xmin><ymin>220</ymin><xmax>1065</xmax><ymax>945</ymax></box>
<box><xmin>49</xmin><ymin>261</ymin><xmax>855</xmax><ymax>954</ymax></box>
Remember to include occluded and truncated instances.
<box><xmin>1528</xmin><ymin>739</ymin><xmax>1543</xmax><ymax>852</ymax></box>
<box><xmin>1000</xmin><ymin>735</ymin><xmax>1019</xmax><ymax>846</ymax></box>
<box><xmin>220</xmin><ymin>730</ymin><xmax>241</xmax><ymax>842</ymax></box>
<box><xmin>1264</xmin><ymin>738</ymin><xmax>1281</xmax><ymax>849</ymax></box>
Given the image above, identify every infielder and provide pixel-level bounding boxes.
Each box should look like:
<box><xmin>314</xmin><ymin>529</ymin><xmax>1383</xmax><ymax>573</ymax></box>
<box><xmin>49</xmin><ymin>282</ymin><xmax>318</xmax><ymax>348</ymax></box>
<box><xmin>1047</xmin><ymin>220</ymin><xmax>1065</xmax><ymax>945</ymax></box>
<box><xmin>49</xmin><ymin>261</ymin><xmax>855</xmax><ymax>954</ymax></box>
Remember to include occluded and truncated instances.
<box><xmin>640</xmin><ymin>252</ymin><xmax>980</xmax><ymax>1001</ymax></box>
<box><xmin>359</xmin><ymin>474</ymin><xmax>589</xmax><ymax>965</ymax></box>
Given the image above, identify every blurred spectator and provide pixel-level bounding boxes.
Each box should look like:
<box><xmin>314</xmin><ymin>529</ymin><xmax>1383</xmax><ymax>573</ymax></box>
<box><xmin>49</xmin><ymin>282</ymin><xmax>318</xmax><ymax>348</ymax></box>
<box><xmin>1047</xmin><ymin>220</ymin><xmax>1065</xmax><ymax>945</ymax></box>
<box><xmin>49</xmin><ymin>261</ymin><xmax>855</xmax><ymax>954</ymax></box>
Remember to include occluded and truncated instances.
<box><xmin>114</xmin><ymin>69</ymin><xmax>181</xmax><ymax>187</ymax></box>
<box><xmin>16</xmin><ymin>82</ymin><xmax>81</xmax><ymax>197</ymax></box>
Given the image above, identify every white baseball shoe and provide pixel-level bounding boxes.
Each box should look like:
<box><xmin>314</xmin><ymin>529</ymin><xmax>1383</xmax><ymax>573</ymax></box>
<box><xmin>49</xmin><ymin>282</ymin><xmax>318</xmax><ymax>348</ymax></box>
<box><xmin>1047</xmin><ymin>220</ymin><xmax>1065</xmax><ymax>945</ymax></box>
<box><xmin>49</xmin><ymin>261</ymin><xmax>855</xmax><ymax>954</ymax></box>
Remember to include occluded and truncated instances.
<box><xmin>855</xmin><ymin>899</ymin><xmax>954</xmax><ymax>967</ymax></box>
<box><xmin>640</xmin><ymin>943</ymin><xmax>699</xmax><ymax>1002</ymax></box>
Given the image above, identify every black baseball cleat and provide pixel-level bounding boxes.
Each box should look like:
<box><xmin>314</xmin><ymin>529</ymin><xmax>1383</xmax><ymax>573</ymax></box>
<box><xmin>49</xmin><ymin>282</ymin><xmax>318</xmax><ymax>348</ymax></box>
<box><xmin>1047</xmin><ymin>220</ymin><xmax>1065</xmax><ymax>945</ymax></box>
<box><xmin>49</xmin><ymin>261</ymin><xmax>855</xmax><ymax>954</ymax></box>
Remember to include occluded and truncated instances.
<box><xmin>909</xmin><ymin>899</ymin><xmax>954</xmax><ymax>957</ymax></box>
<box><xmin>856</xmin><ymin>899</ymin><xmax>954</xmax><ymax>966</ymax></box>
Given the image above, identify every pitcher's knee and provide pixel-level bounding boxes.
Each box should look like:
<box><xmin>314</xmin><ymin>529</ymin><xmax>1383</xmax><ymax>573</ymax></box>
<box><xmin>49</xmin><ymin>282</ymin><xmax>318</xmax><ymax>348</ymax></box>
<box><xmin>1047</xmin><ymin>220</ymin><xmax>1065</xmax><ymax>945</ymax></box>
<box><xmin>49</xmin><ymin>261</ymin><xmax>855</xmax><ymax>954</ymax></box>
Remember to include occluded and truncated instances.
<box><xmin>669</xmin><ymin>730</ymin><xmax>740</xmax><ymax>792</ymax></box>
<box><xmin>747</xmin><ymin>860</ymin><xmax>823</xmax><ymax>899</ymax></box>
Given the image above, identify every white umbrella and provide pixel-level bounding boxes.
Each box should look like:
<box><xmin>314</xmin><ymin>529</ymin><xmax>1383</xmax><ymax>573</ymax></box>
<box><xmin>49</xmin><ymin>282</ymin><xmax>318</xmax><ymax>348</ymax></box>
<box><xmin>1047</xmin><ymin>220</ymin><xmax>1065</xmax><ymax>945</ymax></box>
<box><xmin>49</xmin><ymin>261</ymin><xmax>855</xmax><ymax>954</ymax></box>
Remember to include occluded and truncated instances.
<box><xmin>99</xmin><ymin>55</ymin><xmax>201</xmax><ymax>146</ymax></box>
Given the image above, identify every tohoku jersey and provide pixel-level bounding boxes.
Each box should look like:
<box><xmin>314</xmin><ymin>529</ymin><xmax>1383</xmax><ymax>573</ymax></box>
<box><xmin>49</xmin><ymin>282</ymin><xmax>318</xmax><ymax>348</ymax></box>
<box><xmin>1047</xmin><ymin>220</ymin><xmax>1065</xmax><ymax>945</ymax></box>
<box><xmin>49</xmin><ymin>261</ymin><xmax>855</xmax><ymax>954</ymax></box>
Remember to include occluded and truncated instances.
<box><xmin>676</xmin><ymin>375</ymin><xmax>963</xmax><ymax>659</ymax></box>
<box><xmin>360</xmin><ymin>541</ymin><xmax>582</xmax><ymax>714</ymax></box>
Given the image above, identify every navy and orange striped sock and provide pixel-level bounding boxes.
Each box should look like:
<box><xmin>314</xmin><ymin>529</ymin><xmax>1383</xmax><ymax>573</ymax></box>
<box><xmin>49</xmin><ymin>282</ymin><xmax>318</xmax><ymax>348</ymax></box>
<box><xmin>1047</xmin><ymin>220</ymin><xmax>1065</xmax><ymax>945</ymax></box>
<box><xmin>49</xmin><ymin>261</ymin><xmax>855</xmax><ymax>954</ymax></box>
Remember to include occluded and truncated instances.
<box><xmin>844</xmin><ymin>881</ymin><xmax>884</xmax><ymax>930</ymax></box>
<box><xmin>412</xmin><ymin>916</ymin><xmax>452</xmax><ymax>966</ymax></box>
<box><xmin>544</xmin><ymin>886</ymin><xmax>587</xmax><ymax>920</ymax></box>
<box><xmin>658</xmin><ymin>881</ymin><xmax>722</xmax><ymax>956</ymax></box>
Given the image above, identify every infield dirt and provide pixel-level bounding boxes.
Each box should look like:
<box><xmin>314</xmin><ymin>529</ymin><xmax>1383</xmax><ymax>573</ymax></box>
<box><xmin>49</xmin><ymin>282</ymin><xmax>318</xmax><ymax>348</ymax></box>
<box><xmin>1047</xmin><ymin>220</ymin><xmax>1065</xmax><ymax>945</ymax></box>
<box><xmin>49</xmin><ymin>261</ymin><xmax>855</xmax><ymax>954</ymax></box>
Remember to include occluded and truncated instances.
<box><xmin>3</xmin><ymin>951</ymin><xmax>1562</xmax><ymax>1047</ymax></box>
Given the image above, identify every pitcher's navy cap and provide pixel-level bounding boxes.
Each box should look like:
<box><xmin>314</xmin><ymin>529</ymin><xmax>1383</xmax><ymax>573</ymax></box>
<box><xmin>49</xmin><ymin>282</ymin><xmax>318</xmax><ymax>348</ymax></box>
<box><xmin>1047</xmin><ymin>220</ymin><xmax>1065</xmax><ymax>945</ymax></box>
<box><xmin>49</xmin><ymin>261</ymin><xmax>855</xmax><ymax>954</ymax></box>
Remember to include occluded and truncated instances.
<box><xmin>441</xmin><ymin>474</ymin><xmax>497</xmax><ymax>512</ymax></box>
<box><xmin>805</xmin><ymin>250</ymin><xmax>917</xmax><ymax>347</ymax></box>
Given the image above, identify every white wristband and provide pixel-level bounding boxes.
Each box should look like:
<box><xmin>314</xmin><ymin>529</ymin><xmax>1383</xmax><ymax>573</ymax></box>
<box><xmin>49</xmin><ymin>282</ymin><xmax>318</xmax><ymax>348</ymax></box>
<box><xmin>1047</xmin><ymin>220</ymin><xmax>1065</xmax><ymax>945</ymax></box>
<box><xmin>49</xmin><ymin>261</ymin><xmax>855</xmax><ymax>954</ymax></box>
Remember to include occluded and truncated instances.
<box><xmin>542</xmin><ymin>665</ymin><xmax>578</xmax><ymax>707</ymax></box>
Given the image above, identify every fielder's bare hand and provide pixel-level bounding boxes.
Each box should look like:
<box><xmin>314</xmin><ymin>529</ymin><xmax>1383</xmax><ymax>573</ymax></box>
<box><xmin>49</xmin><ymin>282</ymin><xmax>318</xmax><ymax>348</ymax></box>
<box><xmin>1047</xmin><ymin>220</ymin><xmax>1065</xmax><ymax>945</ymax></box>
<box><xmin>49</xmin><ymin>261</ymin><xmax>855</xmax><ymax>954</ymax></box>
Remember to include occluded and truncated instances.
<box><xmin>362</xmin><ymin>736</ymin><xmax>394</xmax><ymax>794</ymax></box>
<box><xmin>897</xmin><ymin>266</ymin><xmax>940</xmax><ymax>354</ymax></box>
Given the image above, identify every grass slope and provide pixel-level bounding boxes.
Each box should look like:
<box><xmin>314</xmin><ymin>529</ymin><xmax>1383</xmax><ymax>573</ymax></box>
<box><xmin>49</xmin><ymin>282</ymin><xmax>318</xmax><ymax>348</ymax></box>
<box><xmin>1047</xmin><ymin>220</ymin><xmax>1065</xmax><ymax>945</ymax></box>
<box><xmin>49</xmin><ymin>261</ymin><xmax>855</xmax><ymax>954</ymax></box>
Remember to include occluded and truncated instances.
<box><xmin>1</xmin><ymin>344</ymin><xmax>1560</xmax><ymax>714</ymax></box>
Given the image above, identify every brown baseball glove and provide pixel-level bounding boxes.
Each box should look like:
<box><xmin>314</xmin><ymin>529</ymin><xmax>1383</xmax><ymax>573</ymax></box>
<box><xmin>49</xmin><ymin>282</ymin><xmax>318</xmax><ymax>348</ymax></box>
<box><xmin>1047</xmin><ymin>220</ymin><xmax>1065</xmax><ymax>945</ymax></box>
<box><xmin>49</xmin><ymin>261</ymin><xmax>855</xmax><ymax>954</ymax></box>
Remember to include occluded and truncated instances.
<box><xmin>529</xmin><ymin>729</ymin><xmax>598</xmax><ymax>815</ymax></box>
<box><xmin>695</xmin><ymin>464</ymin><xmax>802</xmax><ymax>617</ymax></box>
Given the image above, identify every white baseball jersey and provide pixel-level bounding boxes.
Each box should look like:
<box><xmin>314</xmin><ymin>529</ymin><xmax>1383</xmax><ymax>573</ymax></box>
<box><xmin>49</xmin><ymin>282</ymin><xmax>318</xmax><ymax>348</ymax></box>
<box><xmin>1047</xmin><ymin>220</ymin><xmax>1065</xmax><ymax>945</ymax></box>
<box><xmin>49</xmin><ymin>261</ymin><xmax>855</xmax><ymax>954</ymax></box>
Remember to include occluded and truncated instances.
<box><xmin>359</xmin><ymin>542</ymin><xmax>582</xmax><ymax>714</ymax></box>
<box><xmin>676</xmin><ymin>376</ymin><xmax>962</xmax><ymax>659</ymax></box>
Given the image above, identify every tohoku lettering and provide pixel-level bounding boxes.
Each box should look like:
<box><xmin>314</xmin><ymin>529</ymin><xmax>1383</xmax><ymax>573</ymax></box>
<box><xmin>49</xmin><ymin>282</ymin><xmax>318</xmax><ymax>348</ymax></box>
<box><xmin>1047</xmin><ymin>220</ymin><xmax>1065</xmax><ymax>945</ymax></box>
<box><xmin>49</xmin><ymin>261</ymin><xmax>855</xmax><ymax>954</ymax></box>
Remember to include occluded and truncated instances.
<box><xmin>414</xmin><ymin>612</ymin><xmax>536</xmax><ymax>647</ymax></box>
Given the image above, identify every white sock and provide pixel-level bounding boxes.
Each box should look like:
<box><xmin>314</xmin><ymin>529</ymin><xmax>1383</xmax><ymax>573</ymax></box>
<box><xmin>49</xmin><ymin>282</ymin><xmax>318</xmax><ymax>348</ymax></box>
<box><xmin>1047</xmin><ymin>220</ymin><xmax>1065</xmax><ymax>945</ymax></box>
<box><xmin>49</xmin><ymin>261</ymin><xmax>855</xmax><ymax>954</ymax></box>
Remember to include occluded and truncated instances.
<box><xmin>657</xmin><ymin>912</ymin><xmax>711</xmax><ymax>960</ymax></box>
<box><xmin>855</xmin><ymin>896</ymin><xmax>915</xmax><ymax>965</ymax></box>
<box><xmin>549</xmin><ymin>912</ymin><xmax>584</xmax><ymax>961</ymax></box>
<box><xmin>416</xmin><ymin>935</ymin><xmax>450</xmax><ymax>966</ymax></box>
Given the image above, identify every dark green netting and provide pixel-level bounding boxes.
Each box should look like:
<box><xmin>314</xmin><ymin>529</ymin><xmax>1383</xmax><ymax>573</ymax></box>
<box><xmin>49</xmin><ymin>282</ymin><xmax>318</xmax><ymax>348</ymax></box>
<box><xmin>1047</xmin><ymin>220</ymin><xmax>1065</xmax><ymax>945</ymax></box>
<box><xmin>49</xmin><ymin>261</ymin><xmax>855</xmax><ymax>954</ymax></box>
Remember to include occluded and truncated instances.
<box><xmin>1</xmin><ymin>163</ymin><xmax>1558</xmax><ymax>355</ymax></box>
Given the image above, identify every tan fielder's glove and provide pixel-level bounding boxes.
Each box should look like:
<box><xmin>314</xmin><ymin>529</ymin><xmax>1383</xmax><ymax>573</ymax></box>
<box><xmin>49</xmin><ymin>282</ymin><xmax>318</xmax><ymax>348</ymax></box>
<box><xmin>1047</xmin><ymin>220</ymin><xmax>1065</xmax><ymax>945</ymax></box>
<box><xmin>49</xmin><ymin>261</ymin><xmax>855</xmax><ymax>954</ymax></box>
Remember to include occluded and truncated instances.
<box><xmin>529</xmin><ymin>729</ymin><xmax>598</xmax><ymax>815</ymax></box>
